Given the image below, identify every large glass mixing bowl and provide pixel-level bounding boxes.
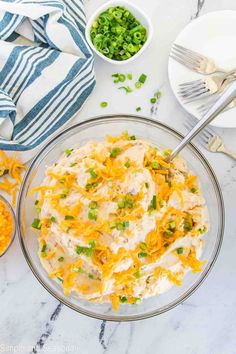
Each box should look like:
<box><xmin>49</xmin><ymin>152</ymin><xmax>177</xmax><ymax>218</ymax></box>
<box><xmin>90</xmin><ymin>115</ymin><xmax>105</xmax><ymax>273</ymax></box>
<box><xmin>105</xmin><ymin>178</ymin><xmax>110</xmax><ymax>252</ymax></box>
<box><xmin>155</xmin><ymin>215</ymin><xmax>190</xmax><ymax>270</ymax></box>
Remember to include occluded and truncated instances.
<box><xmin>17</xmin><ymin>115</ymin><xmax>224</xmax><ymax>321</ymax></box>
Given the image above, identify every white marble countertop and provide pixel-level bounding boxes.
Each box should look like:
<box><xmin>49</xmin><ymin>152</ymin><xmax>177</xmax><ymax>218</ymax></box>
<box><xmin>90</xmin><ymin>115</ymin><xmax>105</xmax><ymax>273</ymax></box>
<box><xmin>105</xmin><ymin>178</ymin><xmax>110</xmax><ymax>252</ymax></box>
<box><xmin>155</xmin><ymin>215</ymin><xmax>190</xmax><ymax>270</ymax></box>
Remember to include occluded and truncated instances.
<box><xmin>1</xmin><ymin>0</ymin><xmax>236</xmax><ymax>353</ymax></box>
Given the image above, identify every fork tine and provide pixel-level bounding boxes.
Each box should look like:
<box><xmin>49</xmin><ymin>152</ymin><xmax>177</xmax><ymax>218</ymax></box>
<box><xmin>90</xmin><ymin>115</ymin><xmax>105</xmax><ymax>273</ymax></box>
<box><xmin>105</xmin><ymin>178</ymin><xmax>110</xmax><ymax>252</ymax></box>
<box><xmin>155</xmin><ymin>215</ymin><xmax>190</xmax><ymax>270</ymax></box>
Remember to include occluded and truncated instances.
<box><xmin>198</xmin><ymin>135</ymin><xmax>209</xmax><ymax>147</ymax></box>
<box><xmin>173</xmin><ymin>44</ymin><xmax>205</xmax><ymax>62</ymax></box>
<box><xmin>178</xmin><ymin>82</ymin><xmax>206</xmax><ymax>94</ymax></box>
<box><xmin>201</xmin><ymin>130</ymin><xmax>212</xmax><ymax>140</ymax></box>
<box><xmin>179</xmin><ymin>79</ymin><xmax>203</xmax><ymax>87</ymax></box>
<box><xmin>171</xmin><ymin>48</ymin><xmax>199</xmax><ymax>66</ymax></box>
<box><xmin>202</xmin><ymin>126</ymin><xmax>215</xmax><ymax>137</ymax></box>
<box><xmin>180</xmin><ymin>87</ymin><xmax>209</xmax><ymax>100</ymax></box>
<box><xmin>170</xmin><ymin>54</ymin><xmax>198</xmax><ymax>71</ymax></box>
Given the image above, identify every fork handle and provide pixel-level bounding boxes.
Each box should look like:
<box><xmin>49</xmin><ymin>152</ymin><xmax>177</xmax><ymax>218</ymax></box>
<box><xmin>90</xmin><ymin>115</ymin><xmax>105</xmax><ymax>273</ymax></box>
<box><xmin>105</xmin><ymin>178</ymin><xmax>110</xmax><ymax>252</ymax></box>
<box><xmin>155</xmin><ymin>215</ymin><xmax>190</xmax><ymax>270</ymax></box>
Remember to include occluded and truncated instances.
<box><xmin>167</xmin><ymin>81</ymin><xmax>236</xmax><ymax>162</ymax></box>
<box><xmin>217</xmin><ymin>145</ymin><xmax>236</xmax><ymax>161</ymax></box>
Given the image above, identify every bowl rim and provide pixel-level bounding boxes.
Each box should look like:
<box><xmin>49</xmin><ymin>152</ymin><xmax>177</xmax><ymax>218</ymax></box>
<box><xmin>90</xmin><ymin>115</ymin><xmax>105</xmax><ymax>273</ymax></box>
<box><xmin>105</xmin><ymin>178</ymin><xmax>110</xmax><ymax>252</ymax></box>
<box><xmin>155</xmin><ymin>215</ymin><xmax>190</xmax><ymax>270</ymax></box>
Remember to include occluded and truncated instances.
<box><xmin>85</xmin><ymin>0</ymin><xmax>153</xmax><ymax>65</ymax></box>
<box><xmin>0</xmin><ymin>194</ymin><xmax>16</xmax><ymax>257</ymax></box>
<box><xmin>17</xmin><ymin>114</ymin><xmax>225</xmax><ymax>321</ymax></box>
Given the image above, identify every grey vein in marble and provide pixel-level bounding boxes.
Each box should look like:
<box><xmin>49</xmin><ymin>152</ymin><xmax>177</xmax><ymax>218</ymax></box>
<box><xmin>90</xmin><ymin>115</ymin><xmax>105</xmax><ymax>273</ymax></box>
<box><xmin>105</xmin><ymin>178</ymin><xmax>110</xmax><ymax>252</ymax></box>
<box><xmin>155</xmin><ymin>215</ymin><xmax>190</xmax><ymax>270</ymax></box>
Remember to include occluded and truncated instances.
<box><xmin>31</xmin><ymin>303</ymin><xmax>63</xmax><ymax>354</ymax></box>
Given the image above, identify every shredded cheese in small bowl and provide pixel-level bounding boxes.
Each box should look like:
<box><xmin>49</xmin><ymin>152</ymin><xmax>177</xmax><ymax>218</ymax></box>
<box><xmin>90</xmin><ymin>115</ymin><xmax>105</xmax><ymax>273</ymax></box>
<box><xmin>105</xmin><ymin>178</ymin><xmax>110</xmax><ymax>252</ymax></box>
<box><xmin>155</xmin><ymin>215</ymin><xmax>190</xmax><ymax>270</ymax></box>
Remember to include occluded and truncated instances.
<box><xmin>0</xmin><ymin>195</ymin><xmax>16</xmax><ymax>257</ymax></box>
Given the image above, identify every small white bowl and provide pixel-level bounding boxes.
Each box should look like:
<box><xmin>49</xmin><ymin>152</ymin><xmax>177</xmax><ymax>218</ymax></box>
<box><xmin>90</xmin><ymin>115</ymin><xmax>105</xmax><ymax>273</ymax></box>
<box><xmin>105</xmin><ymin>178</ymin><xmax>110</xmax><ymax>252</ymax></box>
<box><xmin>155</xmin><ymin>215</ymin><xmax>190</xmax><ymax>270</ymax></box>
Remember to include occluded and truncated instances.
<box><xmin>85</xmin><ymin>0</ymin><xmax>153</xmax><ymax>65</ymax></box>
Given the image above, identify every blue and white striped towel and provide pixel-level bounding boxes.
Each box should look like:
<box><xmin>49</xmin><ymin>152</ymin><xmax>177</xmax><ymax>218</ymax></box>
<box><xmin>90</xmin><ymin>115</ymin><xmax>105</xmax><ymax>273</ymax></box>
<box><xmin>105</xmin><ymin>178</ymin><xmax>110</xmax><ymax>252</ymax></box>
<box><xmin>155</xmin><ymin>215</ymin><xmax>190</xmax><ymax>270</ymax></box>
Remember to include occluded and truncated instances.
<box><xmin>0</xmin><ymin>0</ymin><xmax>95</xmax><ymax>151</ymax></box>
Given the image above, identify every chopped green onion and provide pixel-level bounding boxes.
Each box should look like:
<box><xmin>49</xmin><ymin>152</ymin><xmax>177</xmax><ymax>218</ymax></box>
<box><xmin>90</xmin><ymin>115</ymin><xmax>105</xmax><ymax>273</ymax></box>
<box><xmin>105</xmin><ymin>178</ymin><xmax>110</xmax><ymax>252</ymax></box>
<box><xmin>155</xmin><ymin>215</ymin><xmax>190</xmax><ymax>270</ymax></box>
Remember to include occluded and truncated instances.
<box><xmin>135</xmin><ymin>81</ymin><xmax>142</xmax><ymax>89</ymax></box>
<box><xmin>127</xmin><ymin>73</ymin><xmax>132</xmax><ymax>80</ymax></box>
<box><xmin>85</xmin><ymin>182</ymin><xmax>98</xmax><ymax>190</ymax></box>
<box><xmin>118</xmin><ymin>200</ymin><xmax>125</xmax><ymax>209</ymax></box>
<box><xmin>155</xmin><ymin>91</ymin><xmax>162</xmax><ymax>98</ymax></box>
<box><xmin>65</xmin><ymin>215</ymin><xmax>74</xmax><ymax>220</ymax></box>
<box><xmin>88</xmin><ymin>209</ymin><xmax>97</xmax><ymax>221</ymax></box>
<box><xmin>65</xmin><ymin>148</ymin><xmax>73</xmax><ymax>157</ymax></box>
<box><xmin>35</xmin><ymin>200</ymin><xmax>39</xmax><ymax>206</ymax></box>
<box><xmin>89</xmin><ymin>201</ymin><xmax>98</xmax><ymax>209</ymax></box>
<box><xmin>151</xmin><ymin>161</ymin><xmax>159</xmax><ymax>170</ymax></box>
<box><xmin>163</xmin><ymin>150</ymin><xmax>170</xmax><ymax>156</ymax></box>
<box><xmin>60</xmin><ymin>188</ymin><xmax>69</xmax><ymax>199</ymax></box>
<box><xmin>40</xmin><ymin>244</ymin><xmax>47</xmax><ymax>257</ymax></box>
<box><xmin>199</xmin><ymin>225</ymin><xmax>207</xmax><ymax>234</ymax></box>
<box><xmin>86</xmin><ymin>167</ymin><xmax>97</xmax><ymax>179</ymax></box>
<box><xmin>177</xmin><ymin>247</ymin><xmax>183</xmax><ymax>254</ymax></box>
<box><xmin>88</xmin><ymin>273</ymin><xmax>94</xmax><ymax>279</ymax></box>
<box><xmin>134</xmin><ymin>271</ymin><xmax>141</xmax><ymax>278</ymax></box>
<box><xmin>116</xmin><ymin>223</ymin><xmax>124</xmax><ymax>231</ymax></box>
<box><xmin>109</xmin><ymin>221</ymin><xmax>117</xmax><ymax>229</ymax></box>
<box><xmin>136</xmin><ymin>106</ymin><xmax>141</xmax><ymax>112</ymax></box>
<box><xmin>184</xmin><ymin>222</ymin><xmax>192</xmax><ymax>231</ymax></box>
<box><xmin>150</xmin><ymin>97</ymin><xmax>157</xmax><ymax>104</ymax></box>
<box><xmin>118</xmin><ymin>74</ymin><xmax>126</xmax><ymax>82</ymax></box>
<box><xmin>89</xmin><ymin>240</ymin><xmax>96</xmax><ymax>249</ymax></box>
<box><xmin>72</xmin><ymin>267</ymin><xmax>81</xmax><ymax>273</ymax></box>
<box><xmin>58</xmin><ymin>256</ymin><xmax>64</xmax><ymax>262</ymax></box>
<box><xmin>168</xmin><ymin>221</ymin><xmax>176</xmax><ymax>230</ymax></box>
<box><xmin>123</xmin><ymin>221</ymin><xmax>129</xmax><ymax>228</ymax></box>
<box><xmin>190</xmin><ymin>187</ymin><xmax>197</xmax><ymax>193</ymax></box>
<box><xmin>50</xmin><ymin>216</ymin><xmax>56</xmax><ymax>223</ymax></box>
<box><xmin>75</xmin><ymin>246</ymin><xmax>84</xmax><ymax>255</ymax></box>
<box><xmin>130</xmin><ymin>135</ymin><xmax>136</xmax><ymax>140</ymax></box>
<box><xmin>120</xmin><ymin>296</ymin><xmax>127</xmax><ymax>303</ymax></box>
<box><xmin>134</xmin><ymin>297</ymin><xmax>141</xmax><ymax>304</ymax></box>
<box><xmin>116</xmin><ymin>221</ymin><xmax>129</xmax><ymax>231</ymax></box>
<box><xmin>138</xmin><ymin>73</ymin><xmax>147</xmax><ymax>84</ymax></box>
<box><xmin>138</xmin><ymin>252</ymin><xmax>148</xmax><ymax>258</ymax></box>
<box><xmin>140</xmin><ymin>242</ymin><xmax>147</xmax><ymax>250</ymax></box>
<box><xmin>84</xmin><ymin>247</ymin><xmax>93</xmax><ymax>257</ymax></box>
<box><xmin>124</xmin><ymin>160</ymin><xmax>131</xmax><ymax>168</ymax></box>
<box><xmin>110</xmin><ymin>147</ymin><xmax>121</xmax><ymax>158</ymax></box>
<box><xmin>148</xmin><ymin>195</ymin><xmax>157</xmax><ymax>210</ymax></box>
<box><xmin>90</xmin><ymin>7</ymin><xmax>147</xmax><ymax>61</ymax></box>
<box><xmin>32</xmin><ymin>218</ymin><xmax>41</xmax><ymax>230</ymax></box>
<box><xmin>70</xmin><ymin>162</ymin><xmax>77</xmax><ymax>167</ymax></box>
<box><xmin>145</xmin><ymin>182</ymin><xmax>149</xmax><ymax>189</ymax></box>
<box><xmin>100</xmin><ymin>101</ymin><xmax>108</xmax><ymax>108</ymax></box>
<box><xmin>75</xmin><ymin>244</ymin><xmax>94</xmax><ymax>257</ymax></box>
<box><xmin>118</xmin><ymin>86</ymin><xmax>132</xmax><ymax>93</ymax></box>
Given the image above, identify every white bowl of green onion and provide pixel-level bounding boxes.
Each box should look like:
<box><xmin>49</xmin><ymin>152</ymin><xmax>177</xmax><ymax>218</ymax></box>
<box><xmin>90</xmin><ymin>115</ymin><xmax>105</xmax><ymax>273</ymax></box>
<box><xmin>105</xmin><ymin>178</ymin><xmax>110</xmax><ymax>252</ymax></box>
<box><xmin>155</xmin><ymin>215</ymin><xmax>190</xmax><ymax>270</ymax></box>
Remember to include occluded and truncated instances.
<box><xmin>85</xmin><ymin>0</ymin><xmax>153</xmax><ymax>65</ymax></box>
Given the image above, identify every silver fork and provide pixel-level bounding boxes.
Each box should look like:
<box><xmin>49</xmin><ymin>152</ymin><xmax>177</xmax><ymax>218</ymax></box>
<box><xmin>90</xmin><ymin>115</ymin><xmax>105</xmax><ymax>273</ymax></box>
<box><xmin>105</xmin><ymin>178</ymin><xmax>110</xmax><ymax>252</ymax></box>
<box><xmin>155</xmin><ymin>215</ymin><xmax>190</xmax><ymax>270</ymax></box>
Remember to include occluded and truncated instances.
<box><xmin>185</xmin><ymin>117</ymin><xmax>236</xmax><ymax>160</ymax></box>
<box><xmin>171</xmin><ymin>43</ymin><xmax>227</xmax><ymax>75</ymax></box>
<box><xmin>178</xmin><ymin>71</ymin><xmax>236</xmax><ymax>101</ymax></box>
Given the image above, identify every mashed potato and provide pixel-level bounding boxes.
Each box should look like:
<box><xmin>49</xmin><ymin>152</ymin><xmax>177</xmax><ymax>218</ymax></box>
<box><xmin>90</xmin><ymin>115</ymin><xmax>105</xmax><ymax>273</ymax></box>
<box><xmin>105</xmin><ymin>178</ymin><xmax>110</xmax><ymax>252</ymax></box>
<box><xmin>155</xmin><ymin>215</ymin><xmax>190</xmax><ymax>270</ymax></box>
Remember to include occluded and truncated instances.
<box><xmin>31</xmin><ymin>132</ymin><xmax>209</xmax><ymax>310</ymax></box>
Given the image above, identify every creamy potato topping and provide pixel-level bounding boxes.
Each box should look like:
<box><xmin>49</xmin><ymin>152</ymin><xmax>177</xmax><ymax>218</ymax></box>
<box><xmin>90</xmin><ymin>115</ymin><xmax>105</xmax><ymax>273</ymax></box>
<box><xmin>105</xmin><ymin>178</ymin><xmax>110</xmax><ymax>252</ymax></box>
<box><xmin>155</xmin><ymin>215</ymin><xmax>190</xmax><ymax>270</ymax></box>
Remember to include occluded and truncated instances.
<box><xmin>31</xmin><ymin>132</ymin><xmax>209</xmax><ymax>310</ymax></box>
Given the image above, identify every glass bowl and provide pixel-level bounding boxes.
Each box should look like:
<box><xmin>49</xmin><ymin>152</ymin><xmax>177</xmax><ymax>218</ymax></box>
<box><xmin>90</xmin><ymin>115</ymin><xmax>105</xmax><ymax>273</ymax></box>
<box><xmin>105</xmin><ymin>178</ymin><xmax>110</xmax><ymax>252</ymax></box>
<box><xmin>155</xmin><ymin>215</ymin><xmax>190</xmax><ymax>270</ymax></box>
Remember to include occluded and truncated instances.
<box><xmin>0</xmin><ymin>194</ymin><xmax>16</xmax><ymax>257</ymax></box>
<box><xmin>17</xmin><ymin>115</ymin><xmax>224</xmax><ymax>321</ymax></box>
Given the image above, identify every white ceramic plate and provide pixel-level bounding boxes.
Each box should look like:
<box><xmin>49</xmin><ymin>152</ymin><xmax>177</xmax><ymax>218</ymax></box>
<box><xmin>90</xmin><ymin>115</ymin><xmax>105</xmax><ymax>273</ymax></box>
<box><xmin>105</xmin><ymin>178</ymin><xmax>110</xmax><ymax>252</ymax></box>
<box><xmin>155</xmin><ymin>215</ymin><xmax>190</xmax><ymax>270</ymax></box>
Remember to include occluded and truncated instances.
<box><xmin>168</xmin><ymin>10</ymin><xmax>236</xmax><ymax>128</ymax></box>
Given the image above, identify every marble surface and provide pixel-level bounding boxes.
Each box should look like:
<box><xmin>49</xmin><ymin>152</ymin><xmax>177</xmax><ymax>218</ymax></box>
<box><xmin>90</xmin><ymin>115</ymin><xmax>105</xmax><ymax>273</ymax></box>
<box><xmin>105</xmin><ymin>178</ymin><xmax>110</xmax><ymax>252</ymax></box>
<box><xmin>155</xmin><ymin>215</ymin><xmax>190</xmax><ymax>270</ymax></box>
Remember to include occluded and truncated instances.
<box><xmin>1</xmin><ymin>0</ymin><xmax>236</xmax><ymax>353</ymax></box>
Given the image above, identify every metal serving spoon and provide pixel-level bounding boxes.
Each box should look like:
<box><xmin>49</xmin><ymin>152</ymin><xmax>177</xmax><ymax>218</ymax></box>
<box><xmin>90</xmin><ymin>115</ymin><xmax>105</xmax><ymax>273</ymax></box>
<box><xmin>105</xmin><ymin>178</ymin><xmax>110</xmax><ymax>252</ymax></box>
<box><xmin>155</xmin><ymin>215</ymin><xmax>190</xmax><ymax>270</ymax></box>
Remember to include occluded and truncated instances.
<box><xmin>166</xmin><ymin>81</ymin><xmax>236</xmax><ymax>162</ymax></box>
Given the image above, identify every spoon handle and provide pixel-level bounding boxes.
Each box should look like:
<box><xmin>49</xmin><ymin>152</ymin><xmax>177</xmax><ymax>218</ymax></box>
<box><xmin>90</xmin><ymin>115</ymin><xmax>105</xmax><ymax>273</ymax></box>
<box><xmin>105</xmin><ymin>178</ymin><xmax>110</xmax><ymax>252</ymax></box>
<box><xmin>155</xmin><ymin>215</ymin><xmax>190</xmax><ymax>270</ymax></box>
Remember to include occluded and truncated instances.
<box><xmin>167</xmin><ymin>80</ymin><xmax>236</xmax><ymax>162</ymax></box>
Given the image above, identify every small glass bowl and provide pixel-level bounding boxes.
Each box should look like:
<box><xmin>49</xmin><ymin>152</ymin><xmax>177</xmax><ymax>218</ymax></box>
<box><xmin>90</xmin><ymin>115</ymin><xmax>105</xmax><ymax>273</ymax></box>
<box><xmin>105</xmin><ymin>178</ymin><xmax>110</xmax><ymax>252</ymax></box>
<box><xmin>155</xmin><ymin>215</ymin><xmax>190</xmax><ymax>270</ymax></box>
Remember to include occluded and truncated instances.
<box><xmin>0</xmin><ymin>195</ymin><xmax>16</xmax><ymax>257</ymax></box>
<box><xmin>17</xmin><ymin>115</ymin><xmax>224</xmax><ymax>321</ymax></box>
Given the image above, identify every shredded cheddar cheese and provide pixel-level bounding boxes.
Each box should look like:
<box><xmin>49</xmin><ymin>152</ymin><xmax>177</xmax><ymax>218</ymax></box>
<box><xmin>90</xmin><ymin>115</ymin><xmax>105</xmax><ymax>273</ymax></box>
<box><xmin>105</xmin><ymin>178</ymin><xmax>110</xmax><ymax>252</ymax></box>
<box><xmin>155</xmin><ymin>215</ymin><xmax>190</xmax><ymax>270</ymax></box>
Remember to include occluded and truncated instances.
<box><xmin>32</xmin><ymin>133</ymin><xmax>209</xmax><ymax>311</ymax></box>
<box><xmin>0</xmin><ymin>150</ymin><xmax>26</xmax><ymax>206</ymax></box>
<box><xmin>0</xmin><ymin>200</ymin><xmax>14</xmax><ymax>255</ymax></box>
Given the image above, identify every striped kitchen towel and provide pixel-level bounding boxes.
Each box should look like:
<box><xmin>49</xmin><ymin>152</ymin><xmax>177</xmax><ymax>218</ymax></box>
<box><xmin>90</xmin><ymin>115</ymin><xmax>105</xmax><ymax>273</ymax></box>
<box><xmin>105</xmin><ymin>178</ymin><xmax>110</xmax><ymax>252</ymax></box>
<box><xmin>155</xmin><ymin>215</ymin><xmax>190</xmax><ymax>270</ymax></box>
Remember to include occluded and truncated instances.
<box><xmin>0</xmin><ymin>0</ymin><xmax>95</xmax><ymax>151</ymax></box>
